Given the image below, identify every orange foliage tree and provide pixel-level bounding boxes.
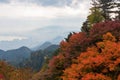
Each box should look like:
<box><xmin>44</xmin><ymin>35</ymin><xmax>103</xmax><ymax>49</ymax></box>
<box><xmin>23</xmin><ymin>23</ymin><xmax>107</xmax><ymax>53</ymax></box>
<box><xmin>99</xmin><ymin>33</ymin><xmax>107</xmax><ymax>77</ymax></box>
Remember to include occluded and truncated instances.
<box><xmin>0</xmin><ymin>61</ymin><xmax>14</xmax><ymax>80</ymax></box>
<box><xmin>0</xmin><ymin>61</ymin><xmax>33</xmax><ymax>80</ymax></box>
<box><xmin>62</xmin><ymin>33</ymin><xmax>120</xmax><ymax>80</ymax></box>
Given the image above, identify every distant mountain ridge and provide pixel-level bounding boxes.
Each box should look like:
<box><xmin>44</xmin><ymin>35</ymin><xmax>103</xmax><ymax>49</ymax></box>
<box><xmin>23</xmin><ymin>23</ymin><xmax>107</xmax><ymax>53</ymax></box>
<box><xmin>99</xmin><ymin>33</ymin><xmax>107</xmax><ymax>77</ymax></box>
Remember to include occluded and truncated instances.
<box><xmin>0</xmin><ymin>41</ymin><xmax>59</xmax><ymax>69</ymax></box>
<box><xmin>0</xmin><ymin>46</ymin><xmax>32</xmax><ymax>66</ymax></box>
<box><xmin>50</xmin><ymin>36</ymin><xmax>64</xmax><ymax>44</ymax></box>
<box><xmin>33</xmin><ymin>42</ymin><xmax>52</xmax><ymax>51</ymax></box>
<box><xmin>20</xmin><ymin>44</ymin><xmax>59</xmax><ymax>71</ymax></box>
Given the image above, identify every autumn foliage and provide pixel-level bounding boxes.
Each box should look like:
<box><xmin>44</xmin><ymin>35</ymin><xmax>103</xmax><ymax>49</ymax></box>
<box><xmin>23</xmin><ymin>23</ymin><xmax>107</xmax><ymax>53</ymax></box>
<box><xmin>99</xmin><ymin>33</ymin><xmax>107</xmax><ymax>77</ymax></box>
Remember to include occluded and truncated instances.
<box><xmin>62</xmin><ymin>33</ymin><xmax>120</xmax><ymax>80</ymax></box>
<box><xmin>1</xmin><ymin>21</ymin><xmax>118</xmax><ymax>80</ymax></box>
<box><xmin>37</xmin><ymin>21</ymin><xmax>120</xmax><ymax>80</ymax></box>
<box><xmin>0</xmin><ymin>61</ymin><xmax>33</xmax><ymax>80</ymax></box>
<box><xmin>90</xmin><ymin>21</ymin><xmax>120</xmax><ymax>42</ymax></box>
<box><xmin>39</xmin><ymin>21</ymin><xmax>120</xmax><ymax>80</ymax></box>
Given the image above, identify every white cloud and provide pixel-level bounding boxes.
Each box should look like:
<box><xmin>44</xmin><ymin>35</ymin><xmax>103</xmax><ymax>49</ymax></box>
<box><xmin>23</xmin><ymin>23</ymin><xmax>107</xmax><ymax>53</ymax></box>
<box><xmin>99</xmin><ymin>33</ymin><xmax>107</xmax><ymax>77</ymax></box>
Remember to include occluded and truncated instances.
<box><xmin>0</xmin><ymin>0</ymin><xmax>91</xmax><ymax>49</ymax></box>
<box><xmin>0</xmin><ymin>0</ymin><xmax>90</xmax><ymax>19</ymax></box>
<box><xmin>0</xmin><ymin>36</ymin><xmax>27</xmax><ymax>41</ymax></box>
<box><xmin>0</xmin><ymin>0</ymin><xmax>90</xmax><ymax>34</ymax></box>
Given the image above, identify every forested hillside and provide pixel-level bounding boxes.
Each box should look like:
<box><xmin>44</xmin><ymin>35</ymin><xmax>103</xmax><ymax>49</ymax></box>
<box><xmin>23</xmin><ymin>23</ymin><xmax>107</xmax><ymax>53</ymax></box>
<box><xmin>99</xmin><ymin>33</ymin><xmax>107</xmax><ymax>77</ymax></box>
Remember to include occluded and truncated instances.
<box><xmin>31</xmin><ymin>0</ymin><xmax>120</xmax><ymax>80</ymax></box>
<box><xmin>0</xmin><ymin>0</ymin><xmax>120</xmax><ymax>80</ymax></box>
<box><xmin>19</xmin><ymin>44</ymin><xmax>59</xmax><ymax>71</ymax></box>
<box><xmin>0</xmin><ymin>46</ymin><xmax>32</xmax><ymax>66</ymax></box>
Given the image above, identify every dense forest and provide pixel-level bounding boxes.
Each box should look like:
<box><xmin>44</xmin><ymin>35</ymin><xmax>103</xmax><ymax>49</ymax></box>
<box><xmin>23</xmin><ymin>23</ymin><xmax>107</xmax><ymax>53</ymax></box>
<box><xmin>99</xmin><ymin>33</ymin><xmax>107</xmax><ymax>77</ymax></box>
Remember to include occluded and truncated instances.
<box><xmin>0</xmin><ymin>0</ymin><xmax>120</xmax><ymax>80</ymax></box>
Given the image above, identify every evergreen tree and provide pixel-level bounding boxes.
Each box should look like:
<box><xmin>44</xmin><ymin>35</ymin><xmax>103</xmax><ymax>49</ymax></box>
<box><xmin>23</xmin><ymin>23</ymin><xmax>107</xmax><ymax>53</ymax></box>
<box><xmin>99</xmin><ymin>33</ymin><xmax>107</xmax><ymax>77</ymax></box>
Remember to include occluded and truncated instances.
<box><xmin>94</xmin><ymin>0</ymin><xmax>120</xmax><ymax>20</ymax></box>
<box><xmin>81</xmin><ymin>0</ymin><xmax>120</xmax><ymax>34</ymax></box>
<box><xmin>81</xmin><ymin>0</ymin><xmax>104</xmax><ymax>34</ymax></box>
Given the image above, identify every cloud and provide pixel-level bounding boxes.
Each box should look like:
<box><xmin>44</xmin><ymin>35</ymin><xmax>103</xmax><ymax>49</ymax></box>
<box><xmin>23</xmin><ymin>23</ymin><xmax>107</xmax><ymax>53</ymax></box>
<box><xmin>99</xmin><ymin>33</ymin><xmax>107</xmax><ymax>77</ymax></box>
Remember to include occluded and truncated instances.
<box><xmin>1</xmin><ymin>0</ymin><xmax>72</xmax><ymax>7</ymax></box>
<box><xmin>35</xmin><ymin>0</ymin><xmax>72</xmax><ymax>7</ymax></box>
<box><xmin>0</xmin><ymin>36</ymin><xmax>27</xmax><ymax>41</ymax></box>
<box><xmin>0</xmin><ymin>0</ymin><xmax>90</xmax><ymax>18</ymax></box>
<box><xmin>0</xmin><ymin>0</ymin><xmax>91</xmax><ymax>50</ymax></box>
<box><xmin>0</xmin><ymin>0</ymin><xmax>90</xmax><ymax>34</ymax></box>
<box><xmin>0</xmin><ymin>0</ymin><xmax>9</xmax><ymax>3</ymax></box>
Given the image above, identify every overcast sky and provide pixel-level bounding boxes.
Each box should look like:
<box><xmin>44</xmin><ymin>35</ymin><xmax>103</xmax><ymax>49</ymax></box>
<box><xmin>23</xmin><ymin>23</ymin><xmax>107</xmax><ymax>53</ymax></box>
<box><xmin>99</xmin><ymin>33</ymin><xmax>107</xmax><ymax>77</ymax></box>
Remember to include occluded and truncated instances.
<box><xmin>0</xmin><ymin>0</ymin><xmax>91</xmax><ymax>50</ymax></box>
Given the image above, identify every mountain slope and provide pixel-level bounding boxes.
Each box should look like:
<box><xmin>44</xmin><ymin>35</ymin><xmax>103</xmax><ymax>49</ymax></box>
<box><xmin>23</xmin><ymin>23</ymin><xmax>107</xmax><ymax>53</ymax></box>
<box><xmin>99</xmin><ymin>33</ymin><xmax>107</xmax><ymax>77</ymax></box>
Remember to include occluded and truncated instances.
<box><xmin>33</xmin><ymin>42</ymin><xmax>52</xmax><ymax>51</ymax></box>
<box><xmin>0</xmin><ymin>49</ymin><xmax>5</xmax><ymax>59</ymax></box>
<box><xmin>0</xmin><ymin>46</ymin><xmax>32</xmax><ymax>66</ymax></box>
<box><xmin>20</xmin><ymin>44</ymin><xmax>59</xmax><ymax>71</ymax></box>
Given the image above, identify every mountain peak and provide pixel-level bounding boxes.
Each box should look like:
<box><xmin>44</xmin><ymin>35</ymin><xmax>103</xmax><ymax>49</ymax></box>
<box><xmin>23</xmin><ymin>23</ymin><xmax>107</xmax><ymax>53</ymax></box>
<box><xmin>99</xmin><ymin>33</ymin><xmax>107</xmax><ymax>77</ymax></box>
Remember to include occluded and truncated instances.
<box><xmin>33</xmin><ymin>41</ymin><xmax>52</xmax><ymax>51</ymax></box>
<box><xmin>19</xmin><ymin>46</ymin><xmax>30</xmax><ymax>50</ymax></box>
